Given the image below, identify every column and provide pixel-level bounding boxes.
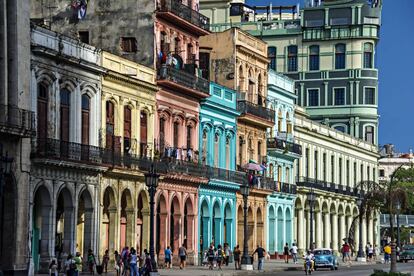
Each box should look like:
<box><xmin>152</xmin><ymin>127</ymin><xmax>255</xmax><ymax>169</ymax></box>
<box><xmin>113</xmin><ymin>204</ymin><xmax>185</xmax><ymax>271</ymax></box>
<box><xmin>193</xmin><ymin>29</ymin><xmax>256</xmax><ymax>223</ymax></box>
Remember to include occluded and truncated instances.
<box><xmin>125</xmin><ymin>209</ymin><xmax>135</xmax><ymax>248</ymax></box>
<box><xmin>159</xmin><ymin>212</ymin><xmax>168</xmax><ymax>256</ymax></box>
<box><xmin>202</xmin><ymin>216</ymin><xmax>210</xmax><ymax>250</ymax></box>
<box><xmin>316</xmin><ymin>211</ymin><xmax>322</xmax><ymax>248</ymax></box>
<box><xmin>173</xmin><ymin>214</ymin><xmax>180</xmax><ymax>255</ymax></box>
<box><xmin>297</xmin><ymin>209</ymin><xmax>304</xmax><ymax>252</ymax></box>
<box><xmin>347</xmin><ymin>215</ymin><xmax>353</xmax><ymax>240</ymax></box>
<box><xmin>306</xmin><ymin>211</ymin><xmax>310</xmax><ymax>250</ymax></box>
<box><xmin>108</xmin><ymin>207</ymin><xmax>117</xmax><ymax>255</ymax></box>
<box><xmin>339</xmin><ymin>214</ymin><xmax>346</xmax><ymax>246</ymax></box>
<box><xmin>332</xmin><ymin>213</ymin><xmax>338</xmax><ymax>253</ymax></box>
<box><xmin>141</xmin><ymin>210</ymin><xmax>150</xmax><ymax>253</ymax></box>
<box><xmin>362</xmin><ymin>218</ymin><xmax>367</xmax><ymax>249</ymax></box>
<box><xmin>214</xmin><ymin>217</ymin><xmax>221</xmax><ymax>246</ymax></box>
<box><xmin>225</xmin><ymin>218</ymin><xmax>232</xmax><ymax>248</ymax></box>
<box><xmin>82</xmin><ymin>208</ymin><xmax>94</xmax><ymax>266</ymax></box>
<box><xmin>63</xmin><ymin>207</ymin><xmax>75</xmax><ymax>254</ymax></box>
<box><xmin>324</xmin><ymin>212</ymin><xmax>331</xmax><ymax>248</ymax></box>
<box><xmin>187</xmin><ymin>214</ymin><xmax>195</xmax><ymax>251</ymax></box>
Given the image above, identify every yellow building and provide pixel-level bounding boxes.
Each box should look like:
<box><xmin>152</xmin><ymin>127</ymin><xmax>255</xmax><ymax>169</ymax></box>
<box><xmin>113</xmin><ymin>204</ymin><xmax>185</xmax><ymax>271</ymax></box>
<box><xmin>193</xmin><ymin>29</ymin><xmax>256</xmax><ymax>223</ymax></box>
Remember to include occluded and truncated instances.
<box><xmin>99</xmin><ymin>52</ymin><xmax>158</xmax><ymax>256</ymax></box>
<box><xmin>200</xmin><ymin>28</ymin><xmax>274</xmax><ymax>253</ymax></box>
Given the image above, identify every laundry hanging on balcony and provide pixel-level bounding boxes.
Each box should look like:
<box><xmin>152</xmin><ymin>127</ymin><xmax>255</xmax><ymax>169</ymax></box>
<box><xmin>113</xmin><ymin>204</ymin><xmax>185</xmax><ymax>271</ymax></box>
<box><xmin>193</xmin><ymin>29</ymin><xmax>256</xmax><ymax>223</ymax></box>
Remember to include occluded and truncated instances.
<box><xmin>71</xmin><ymin>0</ymin><xmax>88</xmax><ymax>20</ymax></box>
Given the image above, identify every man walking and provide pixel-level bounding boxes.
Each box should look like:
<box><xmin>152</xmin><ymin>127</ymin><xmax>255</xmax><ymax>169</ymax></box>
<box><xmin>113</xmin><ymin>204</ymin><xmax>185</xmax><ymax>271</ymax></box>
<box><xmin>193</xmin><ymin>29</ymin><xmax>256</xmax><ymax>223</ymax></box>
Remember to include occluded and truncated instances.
<box><xmin>179</xmin><ymin>243</ymin><xmax>187</xmax><ymax>269</ymax></box>
<box><xmin>291</xmin><ymin>243</ymin><xmax>298</xmax><ymax>264</ymax></box>
<box><xmin>253</xmin><ymin>245</ymin><xmax>266</xmax><ymax>271</ymax></box>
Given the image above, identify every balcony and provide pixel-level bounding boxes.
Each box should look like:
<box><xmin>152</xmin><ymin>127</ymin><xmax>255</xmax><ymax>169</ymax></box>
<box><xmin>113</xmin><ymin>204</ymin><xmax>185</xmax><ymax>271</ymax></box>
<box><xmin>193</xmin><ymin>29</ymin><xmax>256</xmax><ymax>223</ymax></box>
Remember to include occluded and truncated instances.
<box><xmin>237</xmin><ymin>100</ymin><xmax>275</xmax><ymax>128</ymax></box>
<box><xmin>0</xmin><ymin>104</ymin><xmax>36</xmax><ymax>137</ymax></box>
<box><xmin>208</xmin><ymin>167</ymin><xmax>246</xmax><ymax>184</ymax></box>
<box><xmin>267</xmin><ymin>137</ymin><xmax>302</xmax><ymax>156</ymax></box>
<box><xmin>157</xmin><ymin>65</ymin><xmax>210</xmax><ymax>99</ymax></box>
<box><xmin>261</xmin><ymin>177</ymin><xmax>297</xmax><ymax>195</ymax></box>
<box><xmin>157</xmin><ymin>0</ymin><xmax>210</xmax><ymax>36</ymax></box>
<box><xmin>302</xmin><ymin>25</ymin><xmax>379</xmax><ymax>41</ymax></box>
<box><xmin>296</xmin><ymin>176</ymin><xmax>355</xmax><ymax>196</ymax></box>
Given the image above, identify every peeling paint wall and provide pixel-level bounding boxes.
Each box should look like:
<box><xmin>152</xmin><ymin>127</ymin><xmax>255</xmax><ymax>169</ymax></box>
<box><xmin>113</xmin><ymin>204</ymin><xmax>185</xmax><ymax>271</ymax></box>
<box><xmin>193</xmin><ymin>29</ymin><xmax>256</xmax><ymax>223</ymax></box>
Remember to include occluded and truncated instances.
<box><xmin>30</xmin><ymin>0</ymin><xmax>155</xmax><ymax>67</ymax></box>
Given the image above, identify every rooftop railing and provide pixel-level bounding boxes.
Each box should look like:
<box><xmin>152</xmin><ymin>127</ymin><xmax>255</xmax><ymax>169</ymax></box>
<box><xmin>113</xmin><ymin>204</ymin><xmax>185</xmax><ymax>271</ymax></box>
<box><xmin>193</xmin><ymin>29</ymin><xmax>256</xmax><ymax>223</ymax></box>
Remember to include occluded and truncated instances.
<box><xmin>0</xmin><ymin>104</ymin><xmax>36</xmax><ymax>137</ymax></box>
<box><xmin>157</xmin><ymin>65</ymin><xmax>209</xmax><ymax>95</ymax></box>
<box><xmin>267</xmin><ymin>137</ymin><xmax>302</xmax><ymax>155</ymax></box>
<box><xmin>157</xmin><ymin>0</ymin><xmax>210</xmax><ymax>31</ymax></box>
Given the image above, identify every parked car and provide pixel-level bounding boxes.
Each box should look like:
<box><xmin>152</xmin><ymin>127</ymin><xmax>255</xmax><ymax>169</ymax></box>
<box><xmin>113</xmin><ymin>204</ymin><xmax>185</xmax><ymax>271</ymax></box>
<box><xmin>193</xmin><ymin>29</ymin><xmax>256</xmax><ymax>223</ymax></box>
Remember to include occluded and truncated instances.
<box><xmin>399</xmin><ymin>245</ymin><xmax>414</xmax><ymax>262</ymax></box>
<box><xmin>313</xmin><ymin>248</ymin><xmax>339</xmax><ymax>270</ymax></box>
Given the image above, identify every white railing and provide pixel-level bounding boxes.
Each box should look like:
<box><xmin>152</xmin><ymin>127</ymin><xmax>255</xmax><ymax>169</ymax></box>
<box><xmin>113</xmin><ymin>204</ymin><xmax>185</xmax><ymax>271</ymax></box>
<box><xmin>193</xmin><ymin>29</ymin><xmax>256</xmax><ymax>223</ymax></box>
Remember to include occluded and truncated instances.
<box><xmin>268</xmin><ymin>70</ymin><xmax>295</xmax><ymax>93</ymax></box>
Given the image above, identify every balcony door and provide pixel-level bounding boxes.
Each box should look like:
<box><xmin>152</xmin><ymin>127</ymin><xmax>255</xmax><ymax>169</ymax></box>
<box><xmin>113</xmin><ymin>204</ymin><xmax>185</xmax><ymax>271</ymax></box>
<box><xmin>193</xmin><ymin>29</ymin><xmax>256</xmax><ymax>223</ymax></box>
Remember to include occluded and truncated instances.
<box><xmin>140</xmin><ymin>111</ymin><xmax>147</xmax><ymax>157</ymax></box>
<box><xmin>81</xmin><ymin>95</ymin><xmax>90</xmax><ymax>160</ymax></box>
<box><xmin>106</xmin><ymin>101</ymin><xmax>115</xmax><ymax>149</ymax></box>
<box><xmin>60</xmin><ymin>89</ymin><xmax>70</xmax><ymax>158</ymax></box>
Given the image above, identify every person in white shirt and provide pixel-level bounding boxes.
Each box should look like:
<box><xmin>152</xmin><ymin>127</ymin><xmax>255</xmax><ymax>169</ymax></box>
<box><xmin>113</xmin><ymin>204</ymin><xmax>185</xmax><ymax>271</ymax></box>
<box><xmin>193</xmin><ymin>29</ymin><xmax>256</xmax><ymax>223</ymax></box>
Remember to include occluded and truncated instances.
<box><xmin>129</xmin><ymin>248</ymin><xmax>139</xmax><ymax>276</ymax></box>
<box><xmin>291</xmin><ymin>243</ymin><xmax>298</xmax><ymax>264</ymax></box>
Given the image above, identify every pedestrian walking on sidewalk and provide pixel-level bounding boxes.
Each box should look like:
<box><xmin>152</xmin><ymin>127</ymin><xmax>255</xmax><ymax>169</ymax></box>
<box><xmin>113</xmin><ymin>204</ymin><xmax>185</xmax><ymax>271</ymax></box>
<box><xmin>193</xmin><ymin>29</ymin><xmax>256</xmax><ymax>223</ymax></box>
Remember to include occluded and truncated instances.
<box><xmin>179</xmin><ymin>243</ymin><xmax>187</xmax><ymax>269</ymax></box>
<box><xmin>253</xmin><ymin>245</ymin><xmax>266</xmax><ymax>271</ymax></box>
<box><xmin>164</xmin><ymin>246</ymin><xmax>172</xmax><ymax>269</ymax></box>
<box><xmin>291</xmin><ymin>243</ymin><xmax>298</xmax><ymax>264</ymax></box>
<box><xmin>208</xmin><ymin>245</ymin><xmax>215</xmax><ymax>270</ymax></box>
<box><xmin>216</xmin><ymin>245</ymin><xmax>224</xmax><ymax>270</ymax></box>
<box><xmin>114</xmin><ymin>251</ymin><xmax>122</xmax><ymax>276</ymax></box>
<box><xmin>87</xmin><ymin>249</ymin><xmax>96</xmax><ymax>275</ymax></box>
<box><xmin>129</xmin><ymin>248</ymin><xmax>139</xmax><ymax>276</ymax></box>
<box><xmin>233</xmin><ymin>245</ymin><xmax>241</xmax><ymax>270</ymax></box>
<box><xmin>224</xmin><ymin>243</ymin><xmax>231</xmax><ymax>266</ymax></box>
<box><xmin>102</xmin><ymin>249</ymin><xmax>109</xmax><ymax>273</ymax></box>
<box><xmin>341</xmin><ymin>242</ymin><xmax>351</xmax><ymax>267</ymax></box>
<box><xmin>49</xmin><ymin>259</ymin><xmax>58</xmax><ymax>276</ymax></box>
<box><xmin>284</xmin><ymin>243</ymin><xmax>290</xmax><ymax>263</ymax></box>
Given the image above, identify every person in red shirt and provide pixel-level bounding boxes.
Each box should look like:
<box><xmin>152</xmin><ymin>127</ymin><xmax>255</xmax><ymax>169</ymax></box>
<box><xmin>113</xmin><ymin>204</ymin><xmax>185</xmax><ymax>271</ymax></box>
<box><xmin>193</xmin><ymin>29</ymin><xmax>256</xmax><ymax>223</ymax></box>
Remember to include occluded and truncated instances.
<box><xmin>341</xmin><ymin>242</ymin><xmax>351</xmax><ymax>266</ymax></box>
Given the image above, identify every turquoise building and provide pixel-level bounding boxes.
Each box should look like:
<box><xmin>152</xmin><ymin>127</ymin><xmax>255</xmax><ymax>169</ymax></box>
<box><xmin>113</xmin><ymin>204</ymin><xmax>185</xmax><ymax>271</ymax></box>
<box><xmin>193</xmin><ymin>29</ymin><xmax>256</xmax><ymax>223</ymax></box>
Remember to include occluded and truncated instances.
<box><xmin>266</xmin><ymin>70</ymin><xmax>301</xmax><ymax>256</ymax></box>
<box><xmin>198</xmin><ymin>82</ymin><xmax>241</xmax><ymax>251</ymax></box>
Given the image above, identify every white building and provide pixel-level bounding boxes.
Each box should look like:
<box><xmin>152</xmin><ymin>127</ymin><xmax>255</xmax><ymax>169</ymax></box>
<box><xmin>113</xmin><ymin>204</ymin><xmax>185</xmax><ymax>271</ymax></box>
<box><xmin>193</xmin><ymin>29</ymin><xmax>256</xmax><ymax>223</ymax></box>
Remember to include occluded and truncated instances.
<box><xmin>378</xmin><ymin>145</ymin><xmax>414</xmax><ymax>184</ymax></box>
<box><xmin>294</xmin><ymin>107</ymin><xmax>380</xmax><ymax>254</ymax></box>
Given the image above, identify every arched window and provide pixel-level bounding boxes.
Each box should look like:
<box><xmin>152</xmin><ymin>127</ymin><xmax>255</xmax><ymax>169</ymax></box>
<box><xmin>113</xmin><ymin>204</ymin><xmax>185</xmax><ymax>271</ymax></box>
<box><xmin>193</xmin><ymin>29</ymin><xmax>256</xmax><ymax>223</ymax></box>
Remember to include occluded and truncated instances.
<box><xmin>238</xmin><ymin>136</ymin><xmax>244</xmax><ymax>167</ymax></box>
<box><xmin>309</xmin><ymin>45</ymin><xmax>320</xmax><ymax>71</ymax></box>
<box><xmin>37</xmin><ymin>83</ymin><xmax>48</xmax><ymax>140</ymax></box>
<box><xmin>364</xmin><ymin>43</ymin><xmax>373</xmax><ymax>68</ymax></box>
<box><xmin>60</xmin><ymin>88</ymin><xmax>70</xmax><ymax>142</ymax></box>
<box><xmin>365</xmin><ymin>125</ymin><xmax>374</xmax><ymax>144</ymax></box>
<box><xmin>186</xmin><ymin>125</ymin><xmax>192</xmax><ymax>150</ymax></box>
<box><xmin>173</xmin><ymin>121</ymin><xmax>180</xmax><ymax>148</ymax></box>
<box><xmin>286</xmin><ymin>112</ymin><xmax>292</xmax><ymax>134</ymax></box>
<box><xmin>124</xmin><ymin>106</ymin><xmax>132</xmax><ymax>153</ymax></box>
<box><xmin>269</xmin><ymin>163</ymin><xmax>274</xmax><ymax>179</ymax></box>
<box><xmin>257</xmin><ymin>74</ymin><xmax>263</xmax><ymax>106</ymax></box>
<box><xmin>187</xmin><ymin>43</ymin><xmax>194</xmax><ymax>63</ymax></box>
<box><xmin>257</xmin><ymin>141</ymin><xmax>262</xmax><ymax>163</ymax></box>
<box><xmin>81</xmin><ymin>94</ymin><xmax>90</xmax><ymax>145</ymax></box>
<box><xmin>202</xmin><ymin>129</ymin><xmax>208</xmax><ymax>165</ymax></box>
<box><xmin>335</xmin><ymin>43</ymin><xmax>346</xmax><ymax>69</ymax></box>
<box><xmin>268</xmin><ymin>46</ymin><xmax>277</xmax><ymax>70</ymax></box>
<box><xmin>140</xmin><ymin>111</ymin><xmax>147</xmax><ymax>157</ymax></box>
<box><xmin>225</xmin><ymin>136</ymin><xmax>230</xmax><ymax>170</ymax></box>
<box><xmin>174</xmin><ymin>37</ymin><xmax>181</xmax><ymax>55</ymax></box>
<box><xmin>277</xmin><ymin>110</ymin><xmax>282</xmax><ymax>132</ymax></box>
<box><xmin>106</xmin><ymin>101</ymin><xmax>115</xmax><ymax>149</ymax></box>
<box><xmin>285</xmin><ymin>167</ymin><xmax>290</xmax><ymax>184</ymax></box>
<box><xmin>214</xmin><ymin>133</ymin><xmax>219</xmax><ymax>167</ymax></box>
<box><xmin>287</xmin><ymin>45</ymin><xmax>298</xmax><ymax>72</ymax></box>
<box><xmin>277</xmin><ymin>165</ymin><xmax>282</xmax><ymax>183</ymax></box>
<box><xmin>159</xmin><ymin>117</ymin><xmax>166</xmax><ymax>151</ymax></box>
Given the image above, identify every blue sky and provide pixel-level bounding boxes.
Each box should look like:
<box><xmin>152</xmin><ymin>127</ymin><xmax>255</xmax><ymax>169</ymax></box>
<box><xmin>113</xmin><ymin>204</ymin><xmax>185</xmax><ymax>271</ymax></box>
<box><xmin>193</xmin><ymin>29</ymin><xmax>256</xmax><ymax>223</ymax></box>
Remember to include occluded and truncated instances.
<box><xmin>245</xmin><ymin>0</ymin><xmax>414</xmax><ymax>152</ymax></box>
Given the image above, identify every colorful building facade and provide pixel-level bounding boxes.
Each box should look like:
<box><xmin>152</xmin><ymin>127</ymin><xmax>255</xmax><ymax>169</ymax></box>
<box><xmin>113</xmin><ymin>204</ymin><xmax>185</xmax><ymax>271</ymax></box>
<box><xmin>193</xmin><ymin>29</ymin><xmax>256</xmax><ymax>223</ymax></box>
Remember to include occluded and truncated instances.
<box><xmin>266</xmin><ymin>70</ymin><xmax>301</xmax><ymax>256</ymax></box>
<box><xmin>198</xmin><ymin>82</ymin><xmax>240</xmax><ymax>252</ymax></box>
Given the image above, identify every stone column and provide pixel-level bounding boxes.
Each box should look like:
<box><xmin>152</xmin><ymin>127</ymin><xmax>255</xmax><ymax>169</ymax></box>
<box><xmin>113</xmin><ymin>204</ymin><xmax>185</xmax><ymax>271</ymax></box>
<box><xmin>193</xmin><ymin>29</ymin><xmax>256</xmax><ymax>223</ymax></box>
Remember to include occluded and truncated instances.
<box><xmin>331</xmin><ymin>213</ymin><xmax>338</xmax><ymax>253</ymax></box>
<box><xmin>108</xmin><ymin>207</ymin><xmax>117</xmax><ymax>255</ymax></box>
<box><xmin>362</xmin><ymin>218</ymin><xmax>367</xmax><ymax>249</ymax></box>
<box><xmin>173</xmin><ymin>214</ymin><xmax>181</xmax><ymax>255</ymax></box>
<box><xmin>324</xmin><ymin>212</ymin><xmax>330</xmax><ymax>248</ymax></box>
<box><xmin>305</xmin><ymin>210</ymin><xmax>310</xmax><ymax>251</ymax></box>
<box><xmin>297</xmin><ymin>208</ymin><xmax>304</xmax><ymax>252</ymax></box>
<box><xmin>368</xmin><ymin>217</ymin><xmax>374</xmax><ymax>246</ymax></box>
<box><xmin>316</xmin><ymin>211</ymin><xmax>322</xmax><ymax>248</ymax></box>
<box><xmin>187</xmin><ymin>214</ymin><xmax>195</xmax><ymax>251</ymax></box>
<box><xmin>141</xmin><ymin>210</ymin><xmax>150</xmax><ymax>252</ymax></box>
<box><xmin>82</xmin><ymin>208</ymin><xmax>94</xmax><ymax>264</ymax></box>
<box><xmin>159</xmin><ymin>212</ymin><xmax>168</xmax><ymax>254</ymax></box>
<box><xmin>63</xmin><ymin>206</ymin><xmax>75</xmax><ymax>254</ymax></box>
<box><xmin>126</xmin><ymin>209</ymin><xmax>135</xmax><ymax>248</ymax></box>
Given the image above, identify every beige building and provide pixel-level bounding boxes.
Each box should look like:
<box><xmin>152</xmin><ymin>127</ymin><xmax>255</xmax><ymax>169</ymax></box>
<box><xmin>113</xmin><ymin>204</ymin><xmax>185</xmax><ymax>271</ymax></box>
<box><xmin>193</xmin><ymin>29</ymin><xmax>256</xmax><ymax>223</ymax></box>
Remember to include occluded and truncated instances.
<box><xmin>294</xmin><ymin>107</ymin><xmax>380</xmax><ymax>254</ymax></box>
<box><xmin>200</xmin><ymin>28</ymin><xmax>274</xmax><ymax>168</ymax></box>
<box><xmin>99</xmin><ymin>52</ymin><xmax>157</xmax><ymax>257</ymax></box>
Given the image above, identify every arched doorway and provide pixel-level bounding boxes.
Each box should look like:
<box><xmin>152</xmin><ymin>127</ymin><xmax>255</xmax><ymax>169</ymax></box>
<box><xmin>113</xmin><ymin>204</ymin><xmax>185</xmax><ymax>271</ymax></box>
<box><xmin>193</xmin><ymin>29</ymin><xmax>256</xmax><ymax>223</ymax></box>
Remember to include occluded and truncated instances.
<box><xmin>257</xmin><ymin>207</ymin><xmax>264</xmax><ymax>247</ymax></box>
<box><xmin>183</xmin><ymin>197</ymin><xmax>194</xmax><ymax>252</ymax></box>
<box><xmin>137</xmin><ymin>191</ymin><xmax>149</xmax><ymax>254</ymax></box>
<box><xmin>223</xmin><ymin>202</ymin><xmax>233</xmax><ymax>247</ymax></box>
<box><xmin>156</xmin><ymin>194</ymin><xmax>167</xmax><ymax>257</ymax></box>
<box><xmin>76</xmin><ymin>188</ymin><xmax>94</xmax><ymax>264</ymax></box>
<box><xmin>170</xmin><ymin>196</ymin><xmax>180</xmax><ymax>254</ymax></box>
<box><xmin>237</xmin><ymin>205</ymin><xmax>243</xmax><ymax>248</ymax></box>
<box><xmin>102</xmin><ymin>187</ymin><xmax>116</xmax><ymax>256</ymax></box>
<box><xmin>0</xmin><ymin>174</ymin><xmax>16</xmax><ymax>272</ymax></box>
<box><xmin>268</xmin><ymin>205</ymin><xmax>276</xmax><ymax>254</ymax></box>
<box><xmin>285</xmin><ymin>208</ymin><xmax>292</xmax><ymax>247</ymax></box>
<box><xmin>277</xmin><ymin>207</ymin><xmax>283</xmax><ymax>252</ymax></box>
<box><xmin>55</xmin><ymin>187</ymin><xmax>75</xmax><ymax>259</ymax></box>
<box><xmin>212</xmin><ymin>200</ymin><xmax>221</xmax><ymax>247</ymax></box>
<box><xmin>120</xmin><ymin>189</ymin><xmax>133</xmax><ymax>249</ymax></box>
<box><xmin>32</xmin><ymin>185</ymin><xmax>52</xmax><ymax>272</ymax></box>
<box><xmin>200</xmin><ymin>199</ymin><xmax>210</xmax><ymax>251</ymax></box>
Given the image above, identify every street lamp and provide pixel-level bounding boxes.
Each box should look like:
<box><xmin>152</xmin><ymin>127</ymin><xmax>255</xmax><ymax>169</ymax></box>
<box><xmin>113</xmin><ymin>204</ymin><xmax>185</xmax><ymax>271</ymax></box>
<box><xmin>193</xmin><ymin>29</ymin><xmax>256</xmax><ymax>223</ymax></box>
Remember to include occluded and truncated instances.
<box><xmin>356</xmin><ymin>193</ymin><xmax>365</xmax><ymax>262</ymax></box>
<box><xmin>395</xmin><ymin>200</ymin><xmax>401</xmax><ymax>250</ymax></box>
<box><xmin>240</xmin><ymin>179</ymin><xmax>252</xmax><ymax>270</ymax></box>
<box><xmin>145</xmin><ymin>164</ymin><xmax>160</xmax><ymax>274</ymax></box>
<box><xmin>307</xmin><ymin>189</ymin><xmax>316</xmax><ymax>251</ymax></box>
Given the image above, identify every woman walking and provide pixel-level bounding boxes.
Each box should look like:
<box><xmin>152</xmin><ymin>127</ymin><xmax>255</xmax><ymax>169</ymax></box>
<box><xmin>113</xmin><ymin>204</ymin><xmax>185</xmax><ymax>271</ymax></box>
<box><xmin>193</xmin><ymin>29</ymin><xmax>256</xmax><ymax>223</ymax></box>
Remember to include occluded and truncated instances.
<box><xmin>233</xmin><ymin>245</ymin><xmax>241</xmax><ymax>270</ymax></box>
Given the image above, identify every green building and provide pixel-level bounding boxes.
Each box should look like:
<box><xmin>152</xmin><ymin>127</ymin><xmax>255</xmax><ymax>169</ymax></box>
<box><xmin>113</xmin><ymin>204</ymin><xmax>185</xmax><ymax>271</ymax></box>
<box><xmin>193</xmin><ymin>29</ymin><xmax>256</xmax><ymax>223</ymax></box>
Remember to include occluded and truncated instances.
<box><xmin>200</xmin><ymin>0</ymin><xmax>382</xmax><ymax>145</ymax></box>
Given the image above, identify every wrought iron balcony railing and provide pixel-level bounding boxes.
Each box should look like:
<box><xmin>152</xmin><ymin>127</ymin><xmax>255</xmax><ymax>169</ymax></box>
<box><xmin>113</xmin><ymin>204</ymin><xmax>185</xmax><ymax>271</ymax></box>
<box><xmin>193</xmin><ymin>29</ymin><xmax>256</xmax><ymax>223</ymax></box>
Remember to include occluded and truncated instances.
<box><xmin>261</xmin><ymin>177</ymin><xmax>297</xmax><ymax>195</ymax></box>
<box><xmin>296</xmin><ymin>176</ymin><xmax>355</xmax><ymax>196</ymax></box>
<box><xmin>267</xmin><ymin>137</ymin><xmax>302</xmax><ymax>155</ymax></box>
<box><xmin>0</xmin><ymin>104</ymin><xmax>36</xmax><ymax>137</ymax></box>
<box><xmin>158</xmin><ymin>0</ymin><xmax>210</xmax><ymax>31</ymax></box>
<box><xmin>157</xmin><ymin>65</ymin><xmax>209</xmax><ymax>95</ymax></box>
<box><xmin>237</xmin><ymin>100</ymin><xmax>275</xmax><ymax>123</ymax></box>
<box><xmin>208</xmin><ymin>167</ymin><xmax>246</xmax><ymax>184</ymax></box>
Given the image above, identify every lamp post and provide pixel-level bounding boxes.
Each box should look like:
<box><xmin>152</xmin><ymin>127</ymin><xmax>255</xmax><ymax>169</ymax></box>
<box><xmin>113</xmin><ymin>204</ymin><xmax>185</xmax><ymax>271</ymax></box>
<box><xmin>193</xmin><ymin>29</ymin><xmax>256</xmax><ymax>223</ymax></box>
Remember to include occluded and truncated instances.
<box><xmin>395</xmin><ymin>200</ymin><xmax>401</xmax><ymax>250</ymax></box>
<box><xmin>240</xmin><ymin>179</ymin><xmax>252</xmax><ymax>270</ymax></box>
<box><xmin>356</xmin><ymin>193</ymin><xmax>365</xmax><ymax>262</ymax></box>
<box><xmin>145</xmin><ymin>164</ymin><xmax>160</xmax><ymax>274</ymax></box>
<box><xmin>307</xmin><ymin>188</ymin><xmax>315</xmax><ymax>251</ymax></box>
